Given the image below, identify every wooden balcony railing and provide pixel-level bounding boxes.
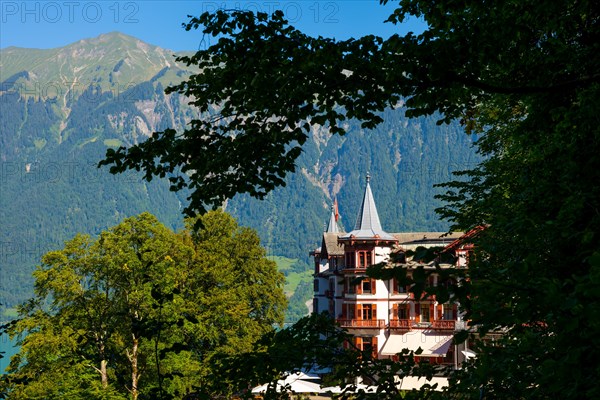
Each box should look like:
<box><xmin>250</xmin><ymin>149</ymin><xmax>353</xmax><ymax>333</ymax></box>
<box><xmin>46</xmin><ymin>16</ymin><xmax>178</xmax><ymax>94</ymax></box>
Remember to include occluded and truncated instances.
<box><xmin>388</xmin><ymin>319</ymin><xmax>457</xmax><ymax>330</ymax></box>
<box><xmin>388</xmin><ymin>319</ymin><xmax>411</xmax><ymax>329</ymax></box>
<box><xmin>431</xmin><ymin>320</ymin><xmax>456</xmax><ymax>330</ymax></box>
<box><xmin>337</xmin><ymin>319</ymin><xmax>386</xmax><ymax>328</ymax></box>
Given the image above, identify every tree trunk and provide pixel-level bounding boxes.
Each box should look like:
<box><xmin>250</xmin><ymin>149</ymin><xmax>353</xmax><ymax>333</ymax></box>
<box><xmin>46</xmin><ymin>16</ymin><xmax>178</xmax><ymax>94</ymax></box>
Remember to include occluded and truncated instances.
<box><xmin>126</xmin><ymin>334</ymin><xmax>140</xmax><ymax>400</ymax></box>
<box><xmin>95</xmin><ymin>338</ymin><xmax>109</xmax><ymax>389</ymax></box>
<box><xmin>100</xmin><ymin>359</ymin><xmax>108</xmax><ymax>388</ymax></box>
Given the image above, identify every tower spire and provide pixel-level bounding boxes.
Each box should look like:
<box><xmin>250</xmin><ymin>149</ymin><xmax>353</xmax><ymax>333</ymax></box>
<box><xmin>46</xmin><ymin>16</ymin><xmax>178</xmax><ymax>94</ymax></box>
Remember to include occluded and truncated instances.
<box><xmin>326</xmin><ymin>203</ymin><xmax>340</xmax><ymax>233</ymax></box>
<box><xmin>340</xmin><ymin>173</ymin><xmax>394</xmax><ymax>240</ymax></box>
<box><xmin>354</xmin><ymin>172</ymin><xmax>382</xmax><ymax>232</ymax></box>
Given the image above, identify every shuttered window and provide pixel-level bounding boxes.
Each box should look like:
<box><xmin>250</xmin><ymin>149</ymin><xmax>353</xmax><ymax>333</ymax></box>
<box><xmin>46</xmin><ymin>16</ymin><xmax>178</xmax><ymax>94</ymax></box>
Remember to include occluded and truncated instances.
<box><xmin>392</xmin><ymin>303</ymin><xmax>409</xmax><ymax>319</ymax></box>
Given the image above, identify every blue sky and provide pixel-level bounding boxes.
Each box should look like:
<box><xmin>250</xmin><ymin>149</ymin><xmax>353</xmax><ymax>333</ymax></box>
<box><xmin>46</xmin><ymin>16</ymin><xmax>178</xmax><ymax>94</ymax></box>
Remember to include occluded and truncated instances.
<box><xmin>0</xmin><ymin>1</ymin><xmax>424</xmax><ymax>51</ymax></box>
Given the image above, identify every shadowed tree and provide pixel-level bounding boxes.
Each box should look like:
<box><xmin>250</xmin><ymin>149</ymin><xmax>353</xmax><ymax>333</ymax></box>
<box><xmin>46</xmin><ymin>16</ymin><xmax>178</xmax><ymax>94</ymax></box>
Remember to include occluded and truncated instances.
<box><xmin>99</xmin><ymin>1</ymin><xmax>600</xmax><ymax>399</ymax></box>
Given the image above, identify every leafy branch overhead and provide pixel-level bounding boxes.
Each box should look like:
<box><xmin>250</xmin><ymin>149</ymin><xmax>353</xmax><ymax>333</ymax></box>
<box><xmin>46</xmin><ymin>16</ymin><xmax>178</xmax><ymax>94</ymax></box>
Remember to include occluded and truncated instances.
<box><xmin>100</xmin><ymin>9</ymin><xmax>392</xmax><ymax>215</ymax></box>
<box><xmin>100</xmin><ymin>2</ymin><xmax>598</xmax><ymax>214</ymax></box>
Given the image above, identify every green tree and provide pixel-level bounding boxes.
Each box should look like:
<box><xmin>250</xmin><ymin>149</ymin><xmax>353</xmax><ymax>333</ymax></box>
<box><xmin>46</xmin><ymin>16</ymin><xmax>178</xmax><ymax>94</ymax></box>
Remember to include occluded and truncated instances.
<box><xmin>175</xmin><ymin>210</ymin><xmax>287</xmax><ymax>394</ymax></box>
<box><xmin>100</xmin><ymin>1</ymin><xmax>600</xmax><ymax>399</ymax></box>
<box><xmin>1</xmin><ymin>211</ymin><xmax>286</xmax><ymax>399</ymax></box>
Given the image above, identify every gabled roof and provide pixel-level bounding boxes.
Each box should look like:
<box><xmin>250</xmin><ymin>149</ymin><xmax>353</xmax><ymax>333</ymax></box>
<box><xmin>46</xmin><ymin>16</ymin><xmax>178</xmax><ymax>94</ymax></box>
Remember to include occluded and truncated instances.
<box><xmin>442</xmin><ymin>225</ymin><xmax>486</xmax><ymax>252</ymax></box>
<box><xmin>317</xmin><ymin>201</ymin><xmax>345</xmax><ymax>259</ymax></box>
<box><xmin>340</xmin><ymin>174</ymin><xmax>395</xmax><ymax>241</ymax></box>
<box><xmin>321</xmin><ymin>232</ymin><xmax>345</xmax><ymax>257</ymax></box>
<box><xmin>393</xmin><ymin>232</ymin><xmax>464</xmax><ymax>246</ymax></box>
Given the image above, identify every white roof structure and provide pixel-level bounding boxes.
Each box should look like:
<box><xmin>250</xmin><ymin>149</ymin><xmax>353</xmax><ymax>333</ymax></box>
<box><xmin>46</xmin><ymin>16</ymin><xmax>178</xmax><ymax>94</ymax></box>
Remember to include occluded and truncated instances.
<box><xmin>398</xmin><ymin>376</ymin><xmax>449</xmax><ymax>391</ymax></box>
<box><xmin>251</xmin><ymin>372</ymin><xmax>322</xmax><ymax>394</ymax></box>
<box><xmin>380</xmin><ymin>332</ymin><xmax>454</xmax><ymax>357</ymax></box>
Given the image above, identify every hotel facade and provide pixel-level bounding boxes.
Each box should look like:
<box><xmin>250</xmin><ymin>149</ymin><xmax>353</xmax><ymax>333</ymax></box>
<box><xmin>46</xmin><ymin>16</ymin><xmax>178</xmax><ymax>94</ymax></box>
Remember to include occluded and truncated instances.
<box><xmin>311</xmin><ymin>175</ymin><xmax>471</xmax><ymax>369</ymax></box>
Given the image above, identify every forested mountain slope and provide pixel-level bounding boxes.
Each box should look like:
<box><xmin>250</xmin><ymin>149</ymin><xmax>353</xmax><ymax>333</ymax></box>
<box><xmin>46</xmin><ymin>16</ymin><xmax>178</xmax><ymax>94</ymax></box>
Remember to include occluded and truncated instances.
<box><xmin>228</xmin><ymin>107</ymin><xmax>480</xmax><ymax>262</ymax></box>
<box><xmin>0</xmin><ymin>33</ymin><xmax>478</xmax><ymax>319</ymax></box>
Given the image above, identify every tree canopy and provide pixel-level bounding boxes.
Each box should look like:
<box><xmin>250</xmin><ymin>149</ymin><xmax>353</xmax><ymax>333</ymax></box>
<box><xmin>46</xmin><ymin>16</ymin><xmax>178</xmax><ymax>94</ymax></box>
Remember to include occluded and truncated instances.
<box><xmin>0</xmin><ymin>211</ymin><xmax>286</xmax><ymax>399</ymax></box>
<box><xmin>100</xmin><ymin>0</ymin><xmax>598</xmax><ymax>215</ymax></box>
<box><xmin>98</xmin><ymin>1</ymin><xmax>600</xmax><ymax>399</ymax></box>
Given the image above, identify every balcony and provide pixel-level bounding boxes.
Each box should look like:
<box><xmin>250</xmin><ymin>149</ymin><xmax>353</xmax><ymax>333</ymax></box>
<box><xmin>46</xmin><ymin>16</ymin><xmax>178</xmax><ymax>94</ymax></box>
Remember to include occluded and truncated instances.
<box><xmin>431</xmin><ymin>320</ymin><xmax>456</xmax><ymax>330</ymax></box>
<box><xmin>337</xmin><ymin>319</ymin><xmax>386</xmax><ymax>329</ymax></box>
<box><xmin>388</xmin><ymin>319</ymin><xmax>457</xmax><ymax>330</ymax></box>
<box><xmin>388</xmin><ymin>319</ymin><xmax>411</xmax><ymax>329</ymax></box>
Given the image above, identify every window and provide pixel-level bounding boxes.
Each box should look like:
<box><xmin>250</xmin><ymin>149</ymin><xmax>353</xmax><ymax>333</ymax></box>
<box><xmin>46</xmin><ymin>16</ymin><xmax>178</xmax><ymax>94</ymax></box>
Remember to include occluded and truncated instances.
<box><xmin>345</xmin><ymin>277</ymin><xmax>356</xmax><ymax>294</ymax></box>
<box><xmin>355</xmin><ymin>337</ymin><xmax>378</xmax><ymax>359</ymax></box>
<box><xmin>359</xmin><ymin>336</ymin><xmax>374</xmax><ymax>351</ymax></box>
<box><xmin>392</xmin><ymin>278</ymin><xmax>407</xmax><ymax>294</ymax></box>
<box><xmin>313</xmin><ymin>298</ymin><xmax>319</xmax><ymax>314</ymax></box>
<box><xmin>314</xmin><ymin>279</ymin><xmax>319</xmax><ymax>292</ymax></box>
<box><xmin>357</xmin><ymin>250</ymin><xmax>373</xmax><ymax>268</ymax></box>
<box><xmin>346</xmin><ymin>277</ymin><xmax>376</xmax><ymax>295</ymax></box>
<box><xmin>362</xmin><ymin>279</ymin><xmax>372</xmax><ymax>294</ymax></box>
<box><xmin>362</xmin><ymin>304</ymin><xmax>376</xmax><ymax>320</ymax></box>
<box><xmin>337</xmin><ymin>256</ymin><xmax>345</xmax><ymax>270</ymax></box>
<box><xmin>426</xmin><ymin>275</ymin><xmax>435</xmax><ymax>288</ymax></box>
<box><xmin>343</xmin><ymin>304</ymin><xmax>377</xmax><ymax>321</ymax></box>
<box><xmin>360</xmin><ymin>278</ymin><xmax>376</xmax><ymax>294</ymax></box>
<box><xmin>392</xmin><ymin>303</ymin><xmax>409</xmax><ymax>321</ymax></box>
<box><xmin>343</xmin><ymin>303</ymin><xmax>356</xmax><ymax>319</ymax></box>
<box><xmin>443</xmin><ymin>303</ymin><xmax>457</xmax><ymax>320</ymax></box>
<box><xmin>398</xmin><ymin>304</ymin><xmax>408</xmax><ymax>319</ymax></box>
<box><xmin>345</xmin><ymin>252</ymin><xmax>356</xmax><ymax>268</ymax></box>
<box><xmin>420</xmin><ymin>303</ymin><xmax>430</xmax><ymax>322</ymax></box>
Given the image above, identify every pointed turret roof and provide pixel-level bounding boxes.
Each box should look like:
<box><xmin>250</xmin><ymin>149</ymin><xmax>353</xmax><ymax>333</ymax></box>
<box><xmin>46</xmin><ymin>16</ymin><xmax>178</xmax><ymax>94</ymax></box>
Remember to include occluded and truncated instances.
<box><xmin>340</xmin><ymin>173</ymin><xmax>395</xmax><ymax>241</ymax></box>
<box><xmin>319</xmin><ymin>200</ymin><xmax>345</xmax><ymax>259</ymax></box>
<box><xmin>326</xmin><ymin>204</ymin><xmax>340</xmax><ymax>233</ymax></box>
<box><xmin>325</xmin><ymin>198</ymin><xmax>342</xmax><ymax>233</ymax></box>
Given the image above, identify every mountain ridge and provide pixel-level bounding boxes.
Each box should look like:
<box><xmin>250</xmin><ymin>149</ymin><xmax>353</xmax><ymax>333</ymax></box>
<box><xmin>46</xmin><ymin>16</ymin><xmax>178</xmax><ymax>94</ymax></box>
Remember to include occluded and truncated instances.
<box><xmin>0</xmin><ymin>32</ymin><xmax>195</xmax><ymax>115</ymax></box>
<box><xmin>0</xmin><ymin>32</ymin><xmax>479</xmax><ymax>321</ymax></box>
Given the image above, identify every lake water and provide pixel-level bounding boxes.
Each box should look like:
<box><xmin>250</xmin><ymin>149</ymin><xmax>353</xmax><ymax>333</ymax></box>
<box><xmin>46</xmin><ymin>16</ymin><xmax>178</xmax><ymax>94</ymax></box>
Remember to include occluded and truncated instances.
<box><xmin>0</xmin><ymin>333</ymin><xmax>18</xmax><ymax>373</ymax></box>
